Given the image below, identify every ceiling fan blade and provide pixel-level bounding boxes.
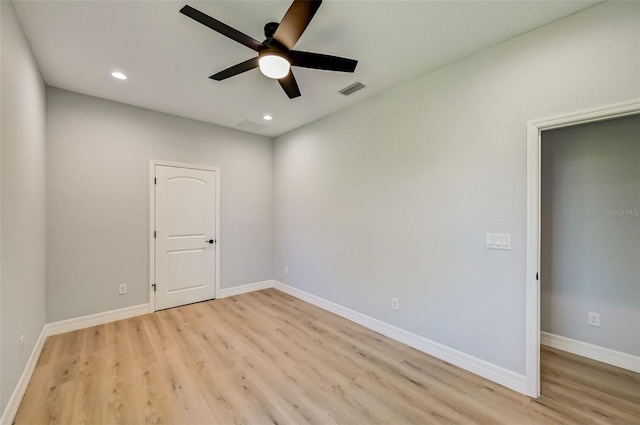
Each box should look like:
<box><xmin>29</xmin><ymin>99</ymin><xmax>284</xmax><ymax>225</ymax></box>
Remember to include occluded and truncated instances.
<box><xmin>278</xmin><ymin>71</ymin><xmax>301</xmax><ymax>99</ymax></box>
<box><xmin>210</xmin><ymin>57</ymin><xmax>259</xmax><ymax>81</ymax></box>
<box><xmin>273</xmin><ymin>0</ymin><xmax>322</xmax><ymax>50</ymax></box>
<box><xmin>289</xmin><ymin>50</ymin><xmax>357</xmax><ymax>72</ymax></box>
<box><xmin>180</xmin><ymin>5</ymin><xmax>262</xmax><ymax>52</ymax></box>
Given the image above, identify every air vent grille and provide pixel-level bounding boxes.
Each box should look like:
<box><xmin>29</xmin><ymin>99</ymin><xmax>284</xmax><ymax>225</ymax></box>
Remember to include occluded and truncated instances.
<box><xmin>339</xmin><ymin>82</ymin><xmax>366</xmax><ymax>96</ymax></box>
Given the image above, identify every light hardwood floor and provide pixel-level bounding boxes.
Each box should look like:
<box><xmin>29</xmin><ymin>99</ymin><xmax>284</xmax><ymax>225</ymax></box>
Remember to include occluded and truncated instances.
<box><xmin>14</xmin><ymin>289</ymin><xmax>640</xmax><ymax>424</ymax></box>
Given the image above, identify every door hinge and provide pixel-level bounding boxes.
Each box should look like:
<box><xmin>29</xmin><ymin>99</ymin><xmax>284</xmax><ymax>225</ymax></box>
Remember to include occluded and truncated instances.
<box><xmin>154</xmin><ymin>231</ymin><xmax>156</xmax><ymax>238</ymax></box>
<box><xmin>154</xmin><ymin>177</ymin><xmax>157</xmax><ymax>185</ymax></box>
<box><xmin>536</xmin><ymin>272</ymin><xmax>539</xmax><ymax>281</ymax></box>
<box><xmin>152</xmin><ymin>283</ymin><xmax>156</xmax><ymax>292</ymax></box>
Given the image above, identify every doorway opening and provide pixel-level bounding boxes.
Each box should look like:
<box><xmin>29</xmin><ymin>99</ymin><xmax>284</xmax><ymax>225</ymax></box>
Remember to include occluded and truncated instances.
<box><xmin>525</xmin><ymin>99</ymin><xmax>640</xmax><ymax>397</ymax></box>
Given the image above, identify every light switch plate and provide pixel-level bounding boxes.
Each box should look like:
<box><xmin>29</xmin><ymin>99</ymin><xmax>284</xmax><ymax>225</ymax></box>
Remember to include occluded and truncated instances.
<box><xmin>486</xmin><ymin>233</ymin><xmax>511</xmax><ymax>250</ymax></box>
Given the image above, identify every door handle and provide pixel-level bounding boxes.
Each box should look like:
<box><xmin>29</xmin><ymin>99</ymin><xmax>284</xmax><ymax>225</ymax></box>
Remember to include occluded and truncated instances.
<box><xmin>206</xmin><ymin>239</ymin><xmax>216</xmax><ymax>244</ymax></box>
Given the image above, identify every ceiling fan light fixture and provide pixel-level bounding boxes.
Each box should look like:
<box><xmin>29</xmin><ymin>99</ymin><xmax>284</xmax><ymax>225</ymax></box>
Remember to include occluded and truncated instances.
<box><xmin>258</xmin><ymin>53</ymin><xmax>290</xmax><ymax>79</ymax></box>
<box><xmin>180</xmin><ymin>2</ymin><xmax>358</xmax><ymax>99</ymax></box>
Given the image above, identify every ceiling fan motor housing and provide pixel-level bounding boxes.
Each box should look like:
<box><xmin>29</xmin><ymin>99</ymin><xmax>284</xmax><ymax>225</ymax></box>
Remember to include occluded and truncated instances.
<box><xmin>264</xmin><ymin>22</ymin><xmax>279</xmax><ymax>39</ymax></box>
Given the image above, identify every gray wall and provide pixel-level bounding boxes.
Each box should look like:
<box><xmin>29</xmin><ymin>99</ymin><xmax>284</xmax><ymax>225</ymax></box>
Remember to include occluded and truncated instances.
<box><xmin>273</xmin><ymin>1</ymin><xmax>640</xmax><ymax>375</ymax></box>
<box><xmin>541</xmin><ymin>115</ymin><xmax>640</xmax><ymax>356</ymax></box>
<box><xmin>0</xmin><ymin>1</ymin><xmax>48</xmax><ymax>411</ymax></box>
<box><xmin>46</xmin><ymin>88</ymin><xmax>273</xmax><ymax>322</ymax></box>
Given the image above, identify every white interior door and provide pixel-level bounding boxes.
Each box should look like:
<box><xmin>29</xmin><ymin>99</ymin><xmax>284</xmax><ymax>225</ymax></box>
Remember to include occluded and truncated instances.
<box><xmin>154</xmin><ymin>165</ymin><xmax>217</xmax><ymax>310</ymax></box>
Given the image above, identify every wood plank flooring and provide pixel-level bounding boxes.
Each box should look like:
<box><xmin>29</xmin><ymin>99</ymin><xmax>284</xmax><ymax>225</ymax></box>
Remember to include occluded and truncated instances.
<box><xmin>14</xmin><ymin>289</ymin><xmax>640</xmax><ymax>424</ymax></box>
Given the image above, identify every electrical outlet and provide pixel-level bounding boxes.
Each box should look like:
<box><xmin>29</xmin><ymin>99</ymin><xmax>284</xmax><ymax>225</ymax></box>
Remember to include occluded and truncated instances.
<box><xmin>19</xmin><ymin>335</ymin><xmax>24</xmax><ymax>356</ymax></box>
<box><xmin>118</xmin><ymin>283</ymin><xmax>128</xmax><ymax>295</ymax></box>
<box><xmin>588</xmin><ymin>312</ymin><xmax>601</xmax><ymax>327</ymax></box>
<box><xmin>391</xmin><ymin>298</ymin><xmax>399</xmax><ymax>311</ymax></box>
<box><xmin>284</xmin><ymin>266</ymin><xmax>289</xmax><ymax>275</ymax></box>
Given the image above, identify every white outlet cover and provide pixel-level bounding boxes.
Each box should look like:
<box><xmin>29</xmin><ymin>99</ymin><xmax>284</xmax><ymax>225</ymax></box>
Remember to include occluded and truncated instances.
<box><xmin>391</xmin><ymin>298</ymin><xmax>399</xmax><ymax>311</ymax></box>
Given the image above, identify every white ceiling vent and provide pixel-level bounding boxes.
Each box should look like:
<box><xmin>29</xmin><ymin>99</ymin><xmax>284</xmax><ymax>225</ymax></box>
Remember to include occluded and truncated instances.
<box><xmin>237</xmin><ymin>119</ymin><xmax>267</xmax><ymax>132</ymax></box>
<box><xmin>339</xmin><ymin>82</ymin><xmax>366</xmax><ymax>96</ymax></box>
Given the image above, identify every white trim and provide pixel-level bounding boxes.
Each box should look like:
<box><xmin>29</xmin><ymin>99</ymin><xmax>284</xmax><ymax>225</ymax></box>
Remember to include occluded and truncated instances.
<box><xmin>217</xmin><ymin>280</ymin><xmax>276</xmax><ymax>298</ymax></box>
<box><xmin>526</xmin><ymin>99</ymin><xmax>640</xmax><ymax>398</ymax></box>
<box><xmin>525</xmin><ymin>120</ymin><xmax>542</xmax><ymax>398</ymax></box>
<box><xmin>149</xmin><ymin>161</ymin><xmax>156</xmax><ymax>313</ymax></box>
<box><xmin>45</xmin><ymin>303</ymin><xmax>150</xmax><ymax>336</ymax></box>
<box><xmin>0</xmin><ymin>328</ymin><xmax>47</xmax><ymax>425</ymax></box>
<box><xmin>149</xmin><ymin>160</ymin><xmax>221</xmax><ymax>312</ymax></box>
<box><xmin>273</xmin><ymin>281</ymin><xmax>528</xmax><ymax>395</ymax></box>
<box><xmin>528</xmin><ymin>100</ymin><xmax>640</xmax><ymax>130</ymax></box>
<box><xmin>214</xmin><ymin>168</ymin><xmax>221</xmax><ymax>301</ymax></box>
<box><xmin>541</xmin><ymin>332</ymin><xmax>640</xmax><ymax>373</ymax></box>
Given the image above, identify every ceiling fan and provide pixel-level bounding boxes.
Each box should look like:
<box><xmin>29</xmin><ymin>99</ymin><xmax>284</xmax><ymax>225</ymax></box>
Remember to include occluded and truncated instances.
<box><xmin>180</xmin><ymin>0</ymin><xmax>358</xmax><ymax>99</ymax></box>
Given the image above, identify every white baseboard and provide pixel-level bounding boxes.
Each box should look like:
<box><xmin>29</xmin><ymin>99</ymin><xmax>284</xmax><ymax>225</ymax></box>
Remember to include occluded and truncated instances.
<box><xmin>0</xmin><ymin>327</ymin><xmax>48</xmax><ymax>425</ymax></box>
<box><xmin>272</xmin><ymin>281</ymin><xmax>528</xmax><ymax>395</ymax></box>
<box><xmin>541</xmin><ymin>331</ymin><xmax>640</xmax><ymax>373</ymax></box>
<box><xmin>45</xmin><ymin>303</ymin><xmax>150</xmax><ymax>336</ymax></box>
<box><xmin>217</xmin><ymin>280</ymin><xmax>275</xmax><ymax>299</ymax></box>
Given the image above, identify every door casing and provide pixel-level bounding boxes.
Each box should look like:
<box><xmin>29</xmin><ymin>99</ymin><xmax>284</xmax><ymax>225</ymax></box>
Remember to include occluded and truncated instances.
<box><xmin>149</xmin><ymin>160</ymin><xmax>221</xmax><ymax>312</ymax></box>
<box><xmin>525</xmin><ymin>98</ymin><xmax>640</xmax><ymax>397</ymax></box>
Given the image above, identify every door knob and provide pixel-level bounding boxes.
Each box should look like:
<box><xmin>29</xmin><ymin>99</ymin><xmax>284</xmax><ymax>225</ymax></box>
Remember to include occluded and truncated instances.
<box><xmin>206</xmin><ymin>239</ymin><xmax>215</xmax><ymax>244</ymax></box>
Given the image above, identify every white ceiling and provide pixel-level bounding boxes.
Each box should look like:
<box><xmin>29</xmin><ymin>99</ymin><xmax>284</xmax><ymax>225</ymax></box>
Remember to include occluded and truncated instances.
<box><xmin>12</xmin><ymin>0</ymin><xmax>600</xmax><ymax>137</ymax></box>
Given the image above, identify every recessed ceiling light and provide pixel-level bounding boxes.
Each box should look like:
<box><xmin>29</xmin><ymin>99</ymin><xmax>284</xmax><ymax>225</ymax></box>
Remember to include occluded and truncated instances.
<box><xmin>111</xmin><ymin>71</ymin><xmax>127</xmax><ymax>80</ymax></box>
<box><xmin>263</xmin><ymin>114</ymin><xmax>273</xmax><ymax>121</ymax></box>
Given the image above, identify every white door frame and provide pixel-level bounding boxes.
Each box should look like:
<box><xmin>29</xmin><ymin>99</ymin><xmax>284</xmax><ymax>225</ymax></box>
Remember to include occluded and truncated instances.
<box><xmin>525</xmin><ymin>98</ymin><xmax>640</xmax><ymax>397</ymax></box>
<box><xmin>149</xmin><ymin>160</ymin><xmax>221</xmax><ymax>313</ymax></box>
